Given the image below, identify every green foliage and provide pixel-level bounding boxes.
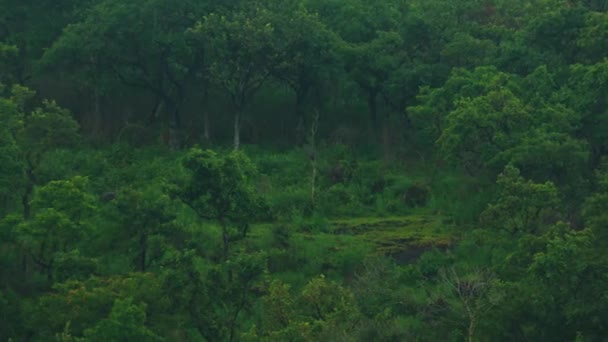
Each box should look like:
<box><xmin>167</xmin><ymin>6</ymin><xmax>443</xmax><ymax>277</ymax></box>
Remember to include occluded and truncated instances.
<box><xmin>0</xmin><ymin>289</ymin><xmax>23</xmax><ymax>341</ymax></box>
<box><xmin>15</xmin><ymin>177</ymin><xmax>96</xmax><ymax>278</ymax></box>
<box><xmin>441</xmin><ymin>33</ymin><xmax>498</xmax><ymax>68</ymax></box>
<box><xmin>300</xmin><ymin>274</ymin><xmax>359</xmax><ymax>321</ymax></box>
<box><xmin>253</xmin><ymin>274</ymin><xmax>361</xmax><ymax>340</ymax></box>
<box><xmin>584</xmin><ymin>163</ymin><xmax>608</xmax><ymax>238</ymax></box>
<box><xmin>488</xmin><ymin>224</ymin><xmax>608</xmax><ymax>341</ymax></box>
<box><xmin>194</xmin><ymin>1</ymin><xmax>280</xmax><ymax>94</ymax></box>
<box><xmin>0</xmin><ymin>128</ymin><xmax>24</xmax><ymax>213</ymax></box>
<box><xmin>180</xmin><ymin>148</ymin><xmax>264</xmax><ymax>223</ymax></box>
<box><xmin>480</xmin><ymin>165</ymin><xmax>560</xmax><ymax>234</ymax></box>
<box><xmin>2</xmin><ymin>0</ymin><xmax>608</xmax><ymax>340</ymax></box>
<box><xmin>20</xmin><ymin>100</ymin><xmax>80</xmax><ymax>160</ymax></box>
<box><xmin>559</xmin><ymin>61</ymin><xmax>608</xmax><ymax>164</ymax></box>
<box><xmin>439</xmin><ymin>89</ymin><xmax>531</xmax><ymax>173</ymax></box>
<box><xmin>261</xmin><ymin>280</ymin><xmax>296</xmax><ymax>333</ymax></box>
<box><xmin>0</xmin><ymin>43</ymin><xmax>19</xmax><ymax>84</ymax></box>
<box><xmin>83</xmin><ymin>298</ymin><xmax>162</xmax><ymax>341</ymax></box>
<box><xmin>33</xmin><ymin>176</ymin><xmax>96</xmax><ymax>220</ymax></box>
<box><xmin>111</xmin><ymin>186</ymin><xmax>178</xmax><ymax>271</ymax></box>
<box><xmin>25</xmin><ymin>273</ymin><xmax>168</xmax><ymax>340</ymax></box>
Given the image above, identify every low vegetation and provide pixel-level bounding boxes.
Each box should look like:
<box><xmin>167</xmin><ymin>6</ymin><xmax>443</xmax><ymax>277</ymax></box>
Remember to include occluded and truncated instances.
<box><xmin>2</xmin><ymin>0</ymin><xmax>608</xmax><ymax>341</ymax></box>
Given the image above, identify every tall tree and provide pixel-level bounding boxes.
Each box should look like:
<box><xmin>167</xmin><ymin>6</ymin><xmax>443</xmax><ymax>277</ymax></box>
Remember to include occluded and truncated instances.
<box><xmin>191</xmin><ymin>2</ymin><xmax>282</xmax><ymax>149</ymax></box>
<box><xmin>43</xmin><ymin>0</ymin><xmax>208</xmax><ymax>148</ymax></box>
<box><xmin>269</xmin><ymin>1</ymin><xmax>337</xmax><ymax>136</ymax></box>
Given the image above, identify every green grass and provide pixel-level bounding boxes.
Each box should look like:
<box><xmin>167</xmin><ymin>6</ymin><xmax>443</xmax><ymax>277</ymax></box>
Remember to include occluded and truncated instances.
<box><xmin>250</xmin><ymin>213</ymin><xmax>456</xmax><ymax>269</ymax></box>
<box><xmin>330</xmin><ymin>215</ymin><xmax>455</xmax><ymax>258</ymax></box>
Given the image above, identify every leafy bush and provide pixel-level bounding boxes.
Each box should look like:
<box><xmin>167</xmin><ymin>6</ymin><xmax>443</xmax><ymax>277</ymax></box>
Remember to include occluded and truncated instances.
<box><xmin>317</xmin><ymin>183</ymin><xmax>360</xmax><ymax>217</ymax></box>
<box><xmin>267</xmin><ymin>186</ymin><xmax>313</xmax><ymax>220</ymax></box>
<box><xmin>428</xmin><ymin>171</ymin><xmax>494</xmax><ymax>224</ymax></box>
<box><xmin>252</xmin><ymin>150</ymin><xmax>309</xmax><ymax>187</ymax></box>
<box><xmin>291</xmin><ymin>211</ymin><xmax>330</xmax><ymax>233</ymax></box>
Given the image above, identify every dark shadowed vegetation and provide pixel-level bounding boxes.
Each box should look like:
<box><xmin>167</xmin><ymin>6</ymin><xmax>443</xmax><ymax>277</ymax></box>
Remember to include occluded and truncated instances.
<box><xmin>2</xmin><ymin>0</ymin><xmax>608</xmax><ymax>340</ymax></box>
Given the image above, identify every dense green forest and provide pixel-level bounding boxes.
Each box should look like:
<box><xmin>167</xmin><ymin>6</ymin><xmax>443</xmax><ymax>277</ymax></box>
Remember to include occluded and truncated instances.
<box><xmin>2</xmin><ymin>0</ymin><xmax>608</xmax><ymax>340</ymax></box>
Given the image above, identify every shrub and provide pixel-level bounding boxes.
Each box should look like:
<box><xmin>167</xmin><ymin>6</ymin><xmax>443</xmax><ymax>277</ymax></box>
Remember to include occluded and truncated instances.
<box><xmin>267</xmin><ymin>186</ymin><xmax>313</xmax><ymax>220</ymax></box>
<box><xmin>402</xmin><ymin>183</ymin><xmax>431</xmax><ymax>207</ymax></box>
<box><xmin>318</xmin><ymin>183</ymin><xmax>360</xmax><ymax>217</ymax></box>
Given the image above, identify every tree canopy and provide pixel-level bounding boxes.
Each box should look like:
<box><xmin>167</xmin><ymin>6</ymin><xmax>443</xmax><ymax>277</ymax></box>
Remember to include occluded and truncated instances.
<box><xmin>1</xmin><ymin>0</ymin><xmax>608</xmax><ymax>340</ymax></box>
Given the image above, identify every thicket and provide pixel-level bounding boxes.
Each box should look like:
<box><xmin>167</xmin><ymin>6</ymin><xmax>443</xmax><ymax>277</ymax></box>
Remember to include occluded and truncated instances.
<box><xmin>2</xmin><ymin>0</ymin><xmax>608</xmax><ymax>340</ymax></box>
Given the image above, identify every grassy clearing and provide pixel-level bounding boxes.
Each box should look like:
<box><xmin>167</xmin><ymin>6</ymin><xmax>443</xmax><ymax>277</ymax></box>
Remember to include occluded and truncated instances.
<box><xmin>330</xmin><ymin>215</ymin><xmax>455</xmax><ymax>259</ymax></box>
<box><xmin>250</xmin><ymin>213</ymin><xmax>456</xmax><ymax>268</ymax></box>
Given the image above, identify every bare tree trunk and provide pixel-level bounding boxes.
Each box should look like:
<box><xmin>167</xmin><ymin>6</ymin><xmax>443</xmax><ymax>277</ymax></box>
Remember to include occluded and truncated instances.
<box><xmin>441</xmin><ymin>267</ymin><xmax>494</xmax><ymax>342</ymax></box>
<box><xmin>152</xmin><ymin>98</ymin><xmax>164</xmax><ymax>123</ymax></box>
<box><xmin>468</xmin><ymin>315</ymin><xmax>476</xmax><ymax>342</ymax></box>
<box><xmin>234</xmin><ymin>110</ymin><xmax>241</xmax><ymax>150</ymax></box>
